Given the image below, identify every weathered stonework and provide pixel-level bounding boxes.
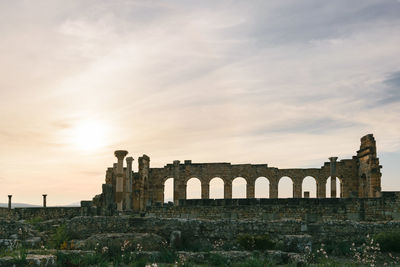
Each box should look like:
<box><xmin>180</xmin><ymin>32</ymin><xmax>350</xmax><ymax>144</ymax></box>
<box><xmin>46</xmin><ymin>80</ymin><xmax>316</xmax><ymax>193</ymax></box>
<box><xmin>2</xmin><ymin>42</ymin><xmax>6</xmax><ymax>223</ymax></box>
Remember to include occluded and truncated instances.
<box><xmin>84</xmin><ymin>134</ymin><xmax>382</xmax><ymax>214</ymax></box>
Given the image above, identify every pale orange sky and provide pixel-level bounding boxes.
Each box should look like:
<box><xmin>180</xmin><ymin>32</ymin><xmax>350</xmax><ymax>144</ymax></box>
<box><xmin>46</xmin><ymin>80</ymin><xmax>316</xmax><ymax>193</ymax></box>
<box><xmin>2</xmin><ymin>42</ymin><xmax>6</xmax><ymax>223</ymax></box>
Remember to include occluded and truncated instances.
<box><xmin>1</xmin><ymin>1</ymin><xmax>400</xmax><ymax>205</ymax></box>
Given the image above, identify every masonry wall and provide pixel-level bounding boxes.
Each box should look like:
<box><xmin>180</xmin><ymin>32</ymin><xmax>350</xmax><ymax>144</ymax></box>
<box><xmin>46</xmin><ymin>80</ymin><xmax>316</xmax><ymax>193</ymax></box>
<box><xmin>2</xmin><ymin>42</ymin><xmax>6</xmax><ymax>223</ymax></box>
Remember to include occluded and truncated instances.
<box><xmin>0</xmin><ymin>207</ymin><xmax>82</xmax><ymax>220</ymax></box>
<box><xmin>147</xmin><ymin>192</ymin><xmax>400</xmax><ymax>222</ymax></box>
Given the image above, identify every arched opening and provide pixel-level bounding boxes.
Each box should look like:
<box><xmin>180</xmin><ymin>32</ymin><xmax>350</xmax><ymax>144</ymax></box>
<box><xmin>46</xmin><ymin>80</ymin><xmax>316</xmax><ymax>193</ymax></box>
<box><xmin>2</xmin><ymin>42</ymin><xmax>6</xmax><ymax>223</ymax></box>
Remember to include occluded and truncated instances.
<box><xmin>164</xmin><ymin>178</ymin><xmax>174</xmax><ymax>203</ymax></box>
<box><xmin>232</xmin><ymin>177</ymin><xmax>247</xmax><ymax>198</ymax></box>
<box><xmin>186</xmin><ymin>177</ymin><xmax>201</xmax><ymax>199</ymax></box>
<box><xmin>209</xmin><ymin>177</ymin><xmax>224</xmax><ymax>199</ymax></box>
<box><xmin>302</xmin><ymin>176</ymin><xmax>317</xmax><ymax>198</ymax></box>
<box><xmin>278</xmin><ymin>176</ymin><xmax>293</xmax><ymax>198</ymax></box>
<box><xmin>326</xmin><ymin>176</ymin><xmax>341</xmax><ymax>198</ymax></box>
<box><xmin>255</xmin><ymin>177</ymin><xmax>270</xmax><ymax>198</ymax></box>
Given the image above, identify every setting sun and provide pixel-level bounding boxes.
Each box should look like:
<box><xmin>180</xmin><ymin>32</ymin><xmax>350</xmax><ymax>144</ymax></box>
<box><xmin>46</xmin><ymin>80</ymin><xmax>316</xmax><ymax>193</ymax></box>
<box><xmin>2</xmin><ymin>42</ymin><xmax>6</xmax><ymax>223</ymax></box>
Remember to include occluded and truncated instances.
<box><xmin>67</xmin><ymin>119</ymin><xmax>109</xmax><ymax>152</ymax></box>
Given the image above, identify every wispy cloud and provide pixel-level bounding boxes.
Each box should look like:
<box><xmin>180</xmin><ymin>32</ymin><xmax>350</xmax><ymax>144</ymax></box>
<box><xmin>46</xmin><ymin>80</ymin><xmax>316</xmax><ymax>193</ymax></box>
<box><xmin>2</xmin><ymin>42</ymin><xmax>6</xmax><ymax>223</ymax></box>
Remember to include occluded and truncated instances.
<box><xmin>0</xmin><ymin>0</ymin><xmax>399</xmax><ymax>204</ymax></box>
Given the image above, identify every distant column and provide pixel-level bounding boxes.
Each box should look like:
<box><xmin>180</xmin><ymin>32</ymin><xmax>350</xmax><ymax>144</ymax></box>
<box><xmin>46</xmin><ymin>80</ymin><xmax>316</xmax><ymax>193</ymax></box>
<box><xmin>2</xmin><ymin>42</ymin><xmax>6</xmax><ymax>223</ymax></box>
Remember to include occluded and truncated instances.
<box><xmin>317</xmin><ymin>179</ymin><xmax>326</xmax><ymax>198</ymax></box>
<box><xmin>329</xmin><ymin>157</ymin><xmax>338</xmax><ymax>198</ymax></box>
<box><xmin>8</xmin><ymin>195</ymin><xmax>12</xmax><ymax>210</ymax></box>
<box><xmin>115</xmin><ymin>150</ymin><xmax>128</xmax><ymax>211</ymax></box>
<box><xmin>125</xmin><ymin>157</ymin><xmax>134</xmax><ymax>211</ymax></box>
<box><xmin>304</xmin><ymin>191</ymin><xmax>310</xmax><ymax>198</ymax></box>
<box><xmin>42</xmin><ymin>194</ymin><xmax>47</xmax><ymax>208</ymax></box>
<box><xmin>246</xmin><ymin>180</ymin><xmax>255</xmax><ymax>198</ymax></box>
<box><xmin>201</xmin><ymin>182</ymin><xmax>209</xmax><ymax>199</ymax></box>
<box><xmin>224</xmin><ymin>181</ymin><xmax>232</xmax><ymax>199</ymax></box>
<box><xmin>269</xmin><ymin>177</ymin><xmax>278</xmax><ymax>198</ymax></box>
<box><xmin>293</xmin><ymin>179</ymin><xmax>302</xmax><ymax>198</ymax></box>
<box><xmin>173</xmin><ymin>160</ymin><xmax>181</xmax><ymax>204</ymax></box>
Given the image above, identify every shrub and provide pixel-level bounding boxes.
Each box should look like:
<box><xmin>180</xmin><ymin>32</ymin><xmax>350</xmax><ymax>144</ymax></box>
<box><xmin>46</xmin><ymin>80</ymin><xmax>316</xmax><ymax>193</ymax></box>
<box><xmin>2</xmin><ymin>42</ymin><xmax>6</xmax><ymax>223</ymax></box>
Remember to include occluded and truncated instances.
<box><xmin>50</xmin><ymin>224</ymin><xmax>78</xmax><ymax>249</ymax></box>
<box><xmin>158</xmin><ymin>248</ymin><xmax>178</xmax><ymax>263</ymax></box>
<box><xmin>237</xmin><ymin>234</ymin><xmax>275</xmax><ymax>251</ymax></box>
<box><xmin>232</xmin><ymin>256</ymin><xmax>273</xmax><ymax>267</ymax></box>
<box><xmin>375</xmin><ymin>231</ymin><xmax>400</xmax><ymax>252</ymax></box>
<box><xmin>208</xmin><ymin>253</ymin><xmax>228</xmax><ymax>266</ymax></box>
<box><xmin>55</xmin><ymin>251</ymin><xmax>108</xmax><ymax>267</ymax></box>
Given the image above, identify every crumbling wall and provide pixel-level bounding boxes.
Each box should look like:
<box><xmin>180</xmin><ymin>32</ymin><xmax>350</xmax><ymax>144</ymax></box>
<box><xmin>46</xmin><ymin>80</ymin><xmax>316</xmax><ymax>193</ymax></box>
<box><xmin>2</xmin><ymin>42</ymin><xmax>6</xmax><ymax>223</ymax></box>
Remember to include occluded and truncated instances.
<box><xmin>147</xmin><ymin>192</ymin><xmax>400</xmax><ymax>222</ymax></box>
<box><xmin>86</xmin><ymin>134</ymin><xmax>382</xmax><ymax>213</ymax></box>
<box><xmin>2</xmin><ymin>207</ymin><xmax>82</xmax><ymax>220</ymax></box>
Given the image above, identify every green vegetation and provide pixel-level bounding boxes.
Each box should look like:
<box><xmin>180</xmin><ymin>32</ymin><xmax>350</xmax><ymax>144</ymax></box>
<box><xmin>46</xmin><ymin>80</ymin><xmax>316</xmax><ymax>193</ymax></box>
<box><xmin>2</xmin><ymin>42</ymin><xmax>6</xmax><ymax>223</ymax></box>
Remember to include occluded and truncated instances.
<box><xmin>237</xmin><ymin>234</ymin><xmax>275</xmax><ymax>250</ymax></box>
<box><xmin>25</xmin><ymin>217</ymin><xmax>46</xmax><ymax>232</ymax></box>
<box><xmin>49</xmin><ymin>224</ymin><xmax>79</xmax><ymax>249</ymax></box>
<box><xmin>375</xmin><ymin>231</ymin><xmax>400</xmax><ymax>252</ymax></box>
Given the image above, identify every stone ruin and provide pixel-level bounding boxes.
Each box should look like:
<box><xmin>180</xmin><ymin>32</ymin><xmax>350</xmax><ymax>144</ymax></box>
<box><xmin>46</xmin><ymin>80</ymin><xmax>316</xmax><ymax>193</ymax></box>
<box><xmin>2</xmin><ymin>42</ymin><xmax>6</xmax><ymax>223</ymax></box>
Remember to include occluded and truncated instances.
<box><xmin>83</xmin><ymin>134</ymin><xmax>382</xmax><ymax>215</ymax></box>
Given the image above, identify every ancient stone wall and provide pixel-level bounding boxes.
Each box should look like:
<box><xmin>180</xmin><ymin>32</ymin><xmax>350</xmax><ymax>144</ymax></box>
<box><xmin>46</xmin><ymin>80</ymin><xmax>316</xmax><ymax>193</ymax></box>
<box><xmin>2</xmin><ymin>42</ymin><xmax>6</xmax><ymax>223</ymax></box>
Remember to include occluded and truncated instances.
<box><xmin>60</xmin><ymin>216</ymin><xmax>400</xmax><ymax>252</ymax></box>
<box><xmin>85</xmin><ymin>134</ymin><xmax>382</xmax><ymax>213</ymax></box>
<box><xmin>147</xmin><ymin>192</ymin><xmax>400</xmax><ymax>222</ymax></box>
<box><xmin>0</xmin><ymin>207</ymin><xmax>82</xmax><ymax>220</ymax></box>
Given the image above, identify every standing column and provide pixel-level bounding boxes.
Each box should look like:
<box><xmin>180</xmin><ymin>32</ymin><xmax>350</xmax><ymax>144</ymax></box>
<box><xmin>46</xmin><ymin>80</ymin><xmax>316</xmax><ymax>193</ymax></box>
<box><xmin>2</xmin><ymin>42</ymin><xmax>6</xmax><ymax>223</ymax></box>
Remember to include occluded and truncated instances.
<box><xmin>125</xmin><ymin>157</ymin><xmax>134</xmax><ymax>211</ymax></box>
<box><xmin>173</xmin><ymin>160</ymin><xmax>181</xmax><ymax>205</ymax></box>
<box><xmin>224</xmin><ymin>181</ymin><xmax>232</xmax><ymax>199</ymax></box>
<box><xmin>8</xmin><ymin>195</ymin><xmax>12</xmax><ymax>210</ymax></box>
<box><xmin>293</xmin><ymin>179</ymin><xmax>302</xmax><ymax>198</ymax></box>
<box><xmin>115</xmin><ymin>150</ymin><xmax>128</xmax><ymax>211</ymax></box>
<box><xmin>201</xmin><ymin>182</ymin><xmax>209</xmax><ymax>199</ymax></box>
<box><xmin>317</xmin><ymin>179</ymin><xmax>326</xmax><ymax>198</ymax></box>
<box><xmin>329</xmin><ymin>157</ymin><xmax>338</xmax><ymax>198</ymax></box>
<box><xmin>246</xmin><ymin>180</ymin><xmax>255</xmax><ymax>198</ymax></box>
<box><xmin>42</xmin><ymin>194</ymin><xmax>47</xmax><ymax>208</ymax></box>
<box><xmin>269</xmin><ymin>179</ymin><xmax>278</xmax><ymax>199</ymax></box>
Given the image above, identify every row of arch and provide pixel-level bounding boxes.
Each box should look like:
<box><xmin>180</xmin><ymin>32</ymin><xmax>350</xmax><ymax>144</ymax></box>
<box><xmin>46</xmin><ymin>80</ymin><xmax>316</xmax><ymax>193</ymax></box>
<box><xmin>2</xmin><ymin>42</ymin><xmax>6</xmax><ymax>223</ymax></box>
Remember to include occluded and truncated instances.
<box><xmin>163</xmin><ymin>176</ymin><xmax>341</xmax><ymax>202</ymax></box>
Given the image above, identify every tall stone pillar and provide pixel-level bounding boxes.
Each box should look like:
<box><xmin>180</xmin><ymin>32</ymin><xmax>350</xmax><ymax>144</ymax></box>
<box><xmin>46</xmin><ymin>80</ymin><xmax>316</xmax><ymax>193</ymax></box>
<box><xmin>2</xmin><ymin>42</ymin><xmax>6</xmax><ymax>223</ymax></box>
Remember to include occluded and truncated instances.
<box><xmin>224</xmin><ymin>181</ymin><xmax>232</xmax><ymax>199</ymax></box>
<box><xmin>201</xmin><ymin>182</ymin><xmax>209</xmax><ymax>199</ymax></box>
<box><xmin>173</xmin><ymin>160</ymin><xmax>181</xmax><ymax>204</ymax></box>
<box><xmin>246</xmin><ymin>180</ymin><xmax>255</xmax><ymax>198</ymax></box>
<box><xmin>329</xmin><ymin>157</ymin><xmax>338</xmax><ymax>198</ymax></box>
<box><xmin>269</xmin><ymin>179</ymin><xmax>278</xmax><ymax>199</ymax></box>
<box><xmin>115</xmin><ymin>150</ymin><xmax>128</xmax><ymax>211</ymax></box>
<box><xmin>138</xmin><ymin>155</ymin><xmax>150</xmax><ymax>210</ymax></box>
<box><xmin>42</xmin><ymin>194</ymin><xmax>47</xmax><ymax>208</ymax></box>
<box><xmin>8</xmin><ymin>195</ymin><xmax>12</xmax><ymax>210</ymax></box>
<box><xmin>293</xmin><ymin>179</ymin><xmax>302</xmax><ymax>198</ymax></box>
<box><xmin>125</xmin><ymin>157</ymin><xmax>134</xmax><ymax>211</ymax></box>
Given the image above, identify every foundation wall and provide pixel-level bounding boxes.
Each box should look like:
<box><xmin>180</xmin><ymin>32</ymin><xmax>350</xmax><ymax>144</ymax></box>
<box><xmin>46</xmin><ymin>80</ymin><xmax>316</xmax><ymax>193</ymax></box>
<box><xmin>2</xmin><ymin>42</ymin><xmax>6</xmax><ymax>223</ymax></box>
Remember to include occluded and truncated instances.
<box><xmin>147</xmin><ymin>191</ymin><xmax>400</xmax><ymax>222</ymax></box>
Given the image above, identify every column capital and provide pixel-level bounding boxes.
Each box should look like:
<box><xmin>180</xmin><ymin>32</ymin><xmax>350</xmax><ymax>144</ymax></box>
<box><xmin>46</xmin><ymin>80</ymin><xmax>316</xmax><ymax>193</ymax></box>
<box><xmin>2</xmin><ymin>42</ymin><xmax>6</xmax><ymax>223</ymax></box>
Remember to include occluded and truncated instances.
<box><xmin>8</xmin><ymin>195</ymin><xmax>12</xmax><ymax>198</ymax></box>
<box><xmin>329</xmin><ymin>157</ymin><xmax>338</xmax><ymax>162</ymax></box>
<box><xmin>42</xmin><ymin>194</ymin><xmax>47</xmax><ymax>197</ymax></box>
<box><xmin>126</xmin><ymin>157</ymin><xmax>134</xmax><ymax>164</ymax></box>
<box><xmin>114</xmin><ymin>150</ymin><xmax>128</xmax><ymax>160</ymax></box>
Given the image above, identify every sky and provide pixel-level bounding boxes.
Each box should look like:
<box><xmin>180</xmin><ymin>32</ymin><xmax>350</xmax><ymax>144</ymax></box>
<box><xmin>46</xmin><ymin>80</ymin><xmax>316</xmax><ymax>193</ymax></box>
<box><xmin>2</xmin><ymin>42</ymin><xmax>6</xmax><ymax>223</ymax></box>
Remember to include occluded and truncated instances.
<box><xmin>0</xmin><ymin>0</ymin><xmax>399</xmax><ymax>205</ymax></box>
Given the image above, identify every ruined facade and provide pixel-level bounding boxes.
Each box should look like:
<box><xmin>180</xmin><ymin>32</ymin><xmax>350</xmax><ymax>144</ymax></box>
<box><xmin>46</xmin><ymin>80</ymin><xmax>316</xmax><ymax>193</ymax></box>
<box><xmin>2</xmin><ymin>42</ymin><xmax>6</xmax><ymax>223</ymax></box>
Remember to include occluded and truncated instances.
<box><xmin>86</xmin><ymin>134</ymin><xmax>382</xmax><ymax>214</ymax></box>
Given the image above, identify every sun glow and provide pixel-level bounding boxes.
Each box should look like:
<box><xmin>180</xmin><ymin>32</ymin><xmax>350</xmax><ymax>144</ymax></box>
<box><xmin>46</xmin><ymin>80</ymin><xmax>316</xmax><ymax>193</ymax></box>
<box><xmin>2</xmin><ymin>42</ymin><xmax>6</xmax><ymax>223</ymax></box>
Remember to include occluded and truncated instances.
<box><xmin>67</xmin><ymin>119</ymin><xmax>109</xmax><ymax>152</ymax></box>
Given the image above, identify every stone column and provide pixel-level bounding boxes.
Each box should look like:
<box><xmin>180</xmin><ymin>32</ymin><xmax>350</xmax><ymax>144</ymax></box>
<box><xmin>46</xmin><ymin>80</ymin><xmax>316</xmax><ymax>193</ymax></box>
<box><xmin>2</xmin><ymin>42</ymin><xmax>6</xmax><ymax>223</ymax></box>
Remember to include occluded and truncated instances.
<box><xmin>269</xmin><ymin>179</ymin><xmax>278</xmax><ymax>199</ymax></box>
<box><xmin>201</xmin><ymin>182</ymin><xmax>209</xmax><ymax>199</ymax></box>
<box><xmin>8</xmin><ymin>195</ymin><xmax>12</xmax><ymax>210</ymax></box>
<box><xmin>42</xmin><ymin>194</ymin><xmax>47</xmax><ymax>208</ymax></box>
<box><xmin>246</xmin><ymin>180</ymin><xmax>255</xmax><ymax>198</ymax></box>
<box><xmin>173</xmin><ymin>160</ymin><xmax>181</xmax><ymax>204</ymax></box>
<box><xmin>304</xmin><ymin>191</ymin><xmax>310</xmax><ymax>198</ymax></box>
<box><xmin>125</xmin><ymin>157</ymin><xmax>134</xmax><ymax>211</ymax></box>
<box><xmin>115</xmin><ymin>150</ymin><xmax>128</xmax><ymax>211</ymax></box>
<box><xmin>224</xmin><ymin>181</ymin><xmax>232</xmax><ymax>199</ymax></box>
<box><xmin>317</xmin><ymin>179</ymin><xmax>326</xmax><ymax>198</ymax></box>
<box><xmin>293</xmin><ymin>179</ymin><xmax>302</xmax><ymax>198</ymax></box>
<box><xmin>329</xmin><ymin>157</ymin><xmax>338</xmax><ymax>198</ymax></box>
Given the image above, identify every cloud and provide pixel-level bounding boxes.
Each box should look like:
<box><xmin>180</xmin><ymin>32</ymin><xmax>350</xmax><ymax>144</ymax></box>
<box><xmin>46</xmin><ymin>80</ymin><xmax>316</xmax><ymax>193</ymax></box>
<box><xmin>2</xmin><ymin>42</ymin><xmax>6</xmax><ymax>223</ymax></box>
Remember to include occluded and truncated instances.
<box><xmin>1</xmin><ymin>1</ymin><xmax>400</xmax><ymax>204</ymax></box>
<box><xmin>251</xmin><ymin>118</ymin><xmax>363</xmax><ymax>135</ymax></box>
<box><xmin>377</xmin><ymin>71</ymin><xmax>400</xmax><ymax>105</ymax></box>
